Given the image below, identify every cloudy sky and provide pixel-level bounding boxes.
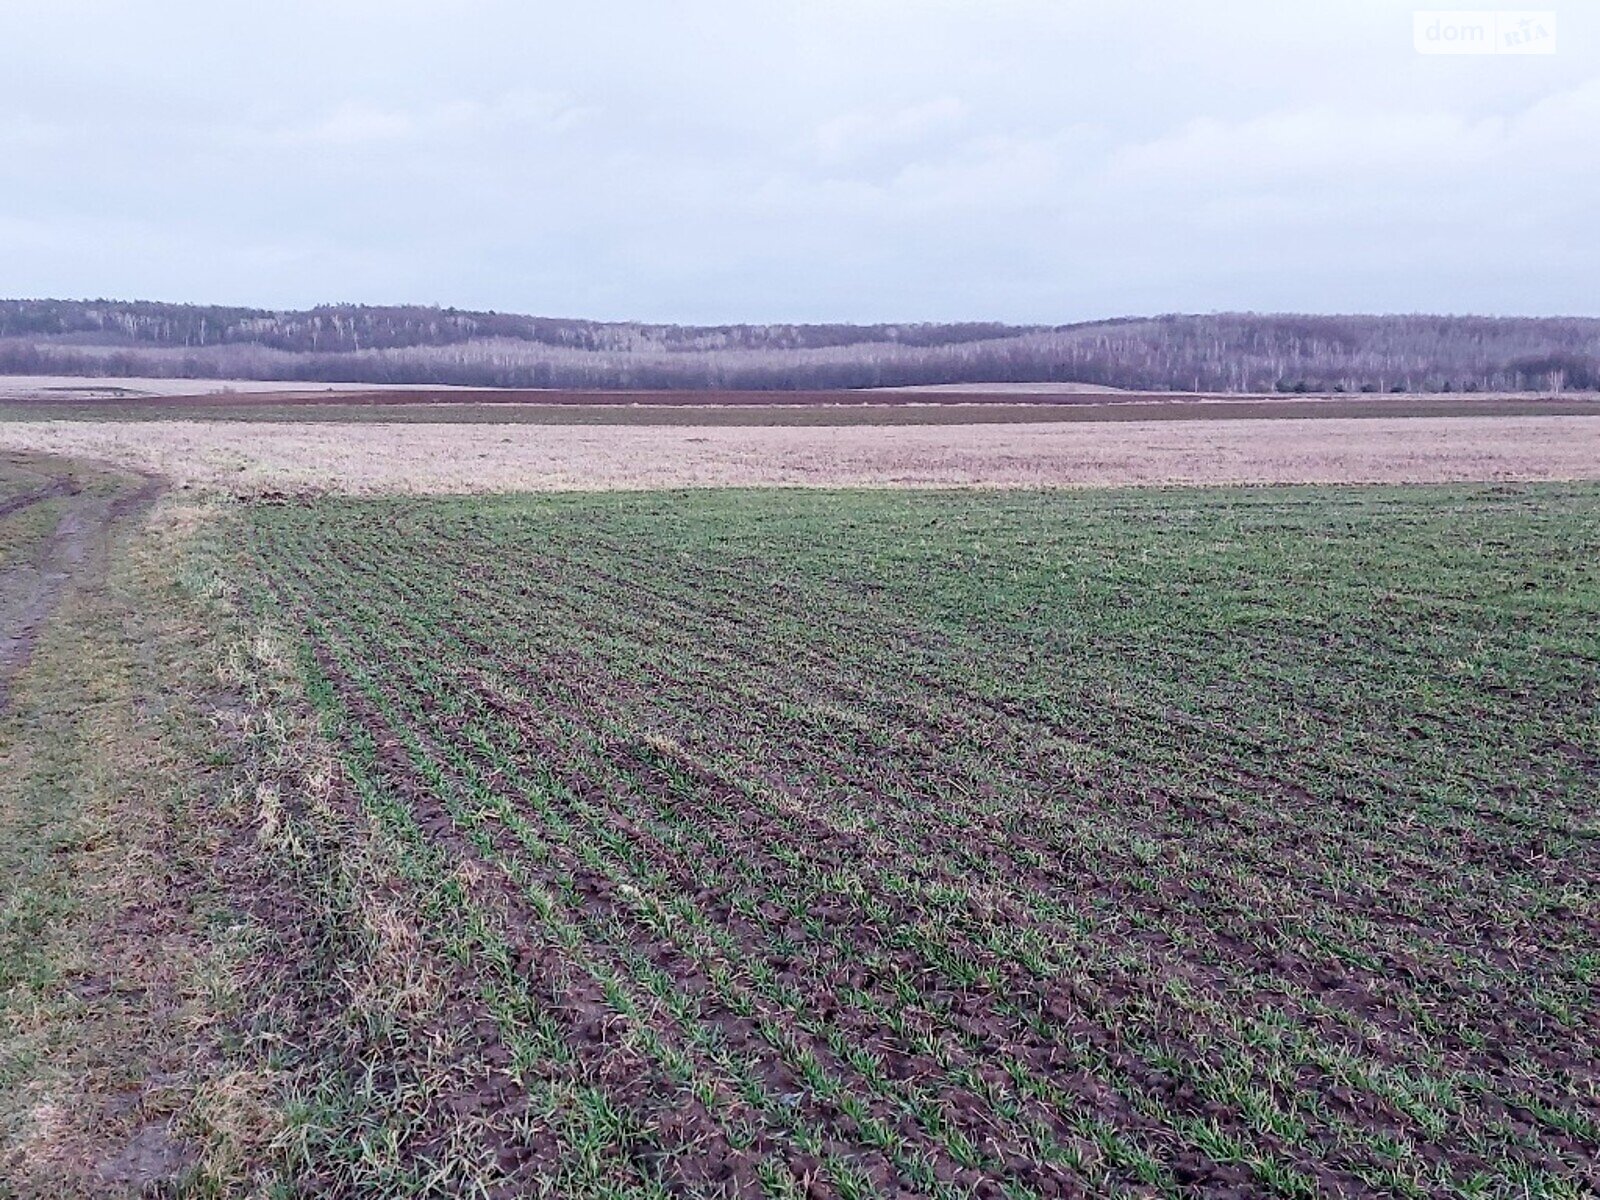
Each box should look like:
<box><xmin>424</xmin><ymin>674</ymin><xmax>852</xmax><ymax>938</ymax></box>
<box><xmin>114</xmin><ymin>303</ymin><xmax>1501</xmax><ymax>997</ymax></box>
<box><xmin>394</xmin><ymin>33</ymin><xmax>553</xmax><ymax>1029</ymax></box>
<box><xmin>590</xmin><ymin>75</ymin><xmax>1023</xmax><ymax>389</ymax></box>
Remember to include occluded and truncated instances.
<box><xmin>2</xmin><ymin>1</ymin><xmax>1595</xmax><ymax>322</ymax></box>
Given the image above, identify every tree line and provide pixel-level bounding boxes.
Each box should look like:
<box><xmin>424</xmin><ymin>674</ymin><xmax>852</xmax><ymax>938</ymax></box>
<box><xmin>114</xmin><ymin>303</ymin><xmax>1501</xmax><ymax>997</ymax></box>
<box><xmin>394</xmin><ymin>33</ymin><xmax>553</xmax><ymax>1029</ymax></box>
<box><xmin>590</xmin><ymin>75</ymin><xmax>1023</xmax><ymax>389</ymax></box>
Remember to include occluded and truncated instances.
<box><xmin>1</xmin><ymin>300</ymin><xmax>1595</xmax><ymax>392</ymax></box>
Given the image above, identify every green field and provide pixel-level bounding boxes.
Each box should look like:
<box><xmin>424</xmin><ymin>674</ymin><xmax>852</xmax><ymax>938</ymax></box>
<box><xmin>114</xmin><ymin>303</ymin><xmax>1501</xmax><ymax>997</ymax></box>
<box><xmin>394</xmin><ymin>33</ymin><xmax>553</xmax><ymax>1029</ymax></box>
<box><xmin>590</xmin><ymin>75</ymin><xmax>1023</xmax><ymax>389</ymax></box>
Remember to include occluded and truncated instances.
<box><xmin>4</xmin><ymin>468</ymin><xmax>1596</xmax><ymax>1196</ymax></box>
<box><xmin>219</xmin><ymin>484</ymin><xmax>1599</xmax><ymax>1197</ymax></box>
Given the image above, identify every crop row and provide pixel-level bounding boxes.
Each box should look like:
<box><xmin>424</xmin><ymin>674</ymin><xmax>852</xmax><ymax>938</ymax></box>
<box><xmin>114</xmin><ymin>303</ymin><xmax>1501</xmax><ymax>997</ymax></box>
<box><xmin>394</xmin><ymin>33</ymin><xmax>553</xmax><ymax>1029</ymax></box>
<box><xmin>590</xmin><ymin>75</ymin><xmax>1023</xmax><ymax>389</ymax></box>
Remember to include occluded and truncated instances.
<box><xmin>244</xmin><ymin>486</ymin><xmax>1599</xmax><ymax>1197</ymax></box>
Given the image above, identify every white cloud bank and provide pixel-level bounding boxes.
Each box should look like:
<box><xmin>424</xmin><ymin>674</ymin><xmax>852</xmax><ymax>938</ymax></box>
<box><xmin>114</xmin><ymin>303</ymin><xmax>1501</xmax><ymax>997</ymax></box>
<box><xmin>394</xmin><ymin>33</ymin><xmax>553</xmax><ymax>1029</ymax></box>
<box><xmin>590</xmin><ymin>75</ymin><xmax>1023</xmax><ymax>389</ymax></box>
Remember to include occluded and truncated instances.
<box><xmin>0</xmin><ymin>0</ymin><xmax>1594</xmax><ymax>321</ymax></box>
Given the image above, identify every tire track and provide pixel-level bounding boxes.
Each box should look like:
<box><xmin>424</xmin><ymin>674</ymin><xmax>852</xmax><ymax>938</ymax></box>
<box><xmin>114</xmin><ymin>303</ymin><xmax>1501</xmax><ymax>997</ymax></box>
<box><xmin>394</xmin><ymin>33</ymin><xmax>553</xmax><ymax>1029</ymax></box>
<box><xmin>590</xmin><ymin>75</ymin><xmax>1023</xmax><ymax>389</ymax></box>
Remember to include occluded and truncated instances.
<box><xmin>0</xmin><ymin>467</ymin><xmax>160</xmax><ymax>715</ymax></box>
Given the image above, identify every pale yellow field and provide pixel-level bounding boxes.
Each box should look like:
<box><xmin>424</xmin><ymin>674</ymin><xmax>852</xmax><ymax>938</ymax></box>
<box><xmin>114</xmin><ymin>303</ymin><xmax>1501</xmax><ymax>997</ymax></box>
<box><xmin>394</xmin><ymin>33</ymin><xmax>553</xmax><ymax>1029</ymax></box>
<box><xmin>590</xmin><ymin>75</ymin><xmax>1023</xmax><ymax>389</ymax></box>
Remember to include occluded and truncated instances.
<box><xmin>0</xmin><ymin>415</ymin><xmax>1597</xmax><ymax>494</ymax></box>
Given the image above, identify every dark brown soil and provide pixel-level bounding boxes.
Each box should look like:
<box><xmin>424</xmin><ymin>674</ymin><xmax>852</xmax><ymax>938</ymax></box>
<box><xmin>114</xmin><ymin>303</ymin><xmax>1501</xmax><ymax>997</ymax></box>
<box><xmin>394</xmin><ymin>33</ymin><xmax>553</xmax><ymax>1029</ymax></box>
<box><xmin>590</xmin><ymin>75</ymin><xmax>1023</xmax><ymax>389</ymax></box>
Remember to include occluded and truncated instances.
<box><xmin>7</xmin><ymin>386</ymin><xmax>1598</xmax><ymax>426</ymax></box>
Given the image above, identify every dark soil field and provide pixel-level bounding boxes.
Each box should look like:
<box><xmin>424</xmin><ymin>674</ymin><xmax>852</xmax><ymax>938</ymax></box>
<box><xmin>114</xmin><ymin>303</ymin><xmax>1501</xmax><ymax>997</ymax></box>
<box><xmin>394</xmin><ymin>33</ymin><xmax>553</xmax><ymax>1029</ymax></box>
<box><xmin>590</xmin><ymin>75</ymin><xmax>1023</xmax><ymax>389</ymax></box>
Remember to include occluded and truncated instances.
<box><xmin>2</xmin><ymin>388</ymin><xmax>1597</xmax><ymax>426</ymax></box>
<box><xmin>215</xmin><ymin>484</ymin><xmax>1597</xmax><ymax>1197</ymax></box>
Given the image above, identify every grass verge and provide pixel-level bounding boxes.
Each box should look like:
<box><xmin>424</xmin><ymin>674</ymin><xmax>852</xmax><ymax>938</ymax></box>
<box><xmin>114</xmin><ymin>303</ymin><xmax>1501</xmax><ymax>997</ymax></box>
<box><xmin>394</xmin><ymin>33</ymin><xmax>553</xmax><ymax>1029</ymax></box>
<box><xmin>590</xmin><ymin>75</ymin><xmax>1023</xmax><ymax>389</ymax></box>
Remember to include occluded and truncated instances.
<box><xmin>0</xmin><ymin>470</ymin><xmax>338</xmax><ymax>1197</ymax></box>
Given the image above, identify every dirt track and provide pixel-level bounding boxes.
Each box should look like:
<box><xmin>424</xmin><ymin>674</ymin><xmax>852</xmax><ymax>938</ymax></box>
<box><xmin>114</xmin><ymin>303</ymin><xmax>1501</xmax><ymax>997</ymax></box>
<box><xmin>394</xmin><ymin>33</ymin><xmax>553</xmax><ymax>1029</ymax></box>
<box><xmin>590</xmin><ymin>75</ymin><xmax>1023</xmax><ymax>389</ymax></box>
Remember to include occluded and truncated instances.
<box><xmin>0</xmin><ymin>415</ymin><xmax>1597</xmax><ymax>494</ymax></box>
<box><xmin>0</xmin><ymin>459</ymin><xmax>156</xmax><ymax>712</ymax></box>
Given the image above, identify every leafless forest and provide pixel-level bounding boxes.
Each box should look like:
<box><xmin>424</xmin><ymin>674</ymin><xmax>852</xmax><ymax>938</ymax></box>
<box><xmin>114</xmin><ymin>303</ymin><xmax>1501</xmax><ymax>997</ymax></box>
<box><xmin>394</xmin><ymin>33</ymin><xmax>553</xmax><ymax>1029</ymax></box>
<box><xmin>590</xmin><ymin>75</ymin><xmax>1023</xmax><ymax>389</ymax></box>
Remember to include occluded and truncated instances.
<box><xmin>3</xmin><ymin>299</ymin><xmax>1596</xmax><ymax>392</ymax></box>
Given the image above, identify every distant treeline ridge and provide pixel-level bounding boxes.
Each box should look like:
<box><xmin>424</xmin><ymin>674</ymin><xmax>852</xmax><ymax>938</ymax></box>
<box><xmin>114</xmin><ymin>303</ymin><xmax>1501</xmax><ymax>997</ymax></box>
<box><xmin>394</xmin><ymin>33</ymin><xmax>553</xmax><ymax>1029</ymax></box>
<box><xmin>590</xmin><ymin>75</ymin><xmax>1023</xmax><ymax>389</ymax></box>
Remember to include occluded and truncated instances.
<box><xmin>2</xmin><ymin>299</ymin><xmax>1595</xmax><ymax>392</ymax></box>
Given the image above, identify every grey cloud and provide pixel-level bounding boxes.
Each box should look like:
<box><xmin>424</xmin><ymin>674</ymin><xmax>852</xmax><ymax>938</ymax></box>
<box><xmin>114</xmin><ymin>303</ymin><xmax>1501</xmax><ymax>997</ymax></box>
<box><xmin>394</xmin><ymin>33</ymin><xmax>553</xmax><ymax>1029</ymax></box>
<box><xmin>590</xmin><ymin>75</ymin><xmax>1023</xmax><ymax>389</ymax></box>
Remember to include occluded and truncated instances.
<box><xmin>1</xmin><ymin>0</ymin><xmax>1595</xmax><ymax>321</ymax></box>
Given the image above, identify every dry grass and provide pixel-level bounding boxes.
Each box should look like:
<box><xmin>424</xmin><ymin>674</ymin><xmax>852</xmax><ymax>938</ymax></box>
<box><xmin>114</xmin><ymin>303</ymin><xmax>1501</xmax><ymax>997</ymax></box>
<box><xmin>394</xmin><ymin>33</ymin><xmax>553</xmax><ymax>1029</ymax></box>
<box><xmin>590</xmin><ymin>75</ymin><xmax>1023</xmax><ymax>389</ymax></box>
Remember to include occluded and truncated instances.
<box><xmin>1</xmin><ymin>466</ymin><xmax>469</xmax><ymax>1195</ymax></box>
<box><xmin>0</xmin><ymin>485</ymin><xmax>270</xmax><ymax>1197</ymax></box>
<box><xmin>0</xmin><ymin>415</ymin><xmax>1597</xmax><ymax>494</ymax></box>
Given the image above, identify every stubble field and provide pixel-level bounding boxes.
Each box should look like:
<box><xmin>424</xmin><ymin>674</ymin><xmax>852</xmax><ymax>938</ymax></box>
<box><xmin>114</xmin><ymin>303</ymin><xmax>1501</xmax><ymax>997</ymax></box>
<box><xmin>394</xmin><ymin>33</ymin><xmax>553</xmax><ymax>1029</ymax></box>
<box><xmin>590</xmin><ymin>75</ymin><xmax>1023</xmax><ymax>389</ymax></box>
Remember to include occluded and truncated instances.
<box><xmin>230</xmin><ymin>484</ymin><xmax>1599</xmax><ymax>1197</ymax></box>
<box><xmin>0</xmin><ymin>414</ymin><xmax>1598</xmax><ymax>494</ymax></box>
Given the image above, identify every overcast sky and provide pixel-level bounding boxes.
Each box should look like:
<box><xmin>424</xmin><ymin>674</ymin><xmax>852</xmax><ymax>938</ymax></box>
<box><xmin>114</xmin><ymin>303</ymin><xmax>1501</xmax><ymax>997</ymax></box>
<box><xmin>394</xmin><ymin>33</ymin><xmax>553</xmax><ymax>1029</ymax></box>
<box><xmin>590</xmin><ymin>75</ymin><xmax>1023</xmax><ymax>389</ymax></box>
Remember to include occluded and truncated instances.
<box><xmin>2</xmin><ymin>1</ymin><xmax>1595</xmax><ymax>323</ymax></box>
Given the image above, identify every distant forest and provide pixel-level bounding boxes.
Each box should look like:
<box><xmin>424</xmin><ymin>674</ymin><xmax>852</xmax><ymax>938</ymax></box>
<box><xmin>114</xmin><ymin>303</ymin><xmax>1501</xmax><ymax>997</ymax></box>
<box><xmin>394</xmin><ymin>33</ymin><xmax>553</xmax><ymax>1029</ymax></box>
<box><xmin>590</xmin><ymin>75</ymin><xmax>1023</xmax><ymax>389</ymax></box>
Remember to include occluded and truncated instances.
<box><xmin>2</xmin><ymin>299</ymin><xmax>1597</xmax><ymax>392</ymax></box>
